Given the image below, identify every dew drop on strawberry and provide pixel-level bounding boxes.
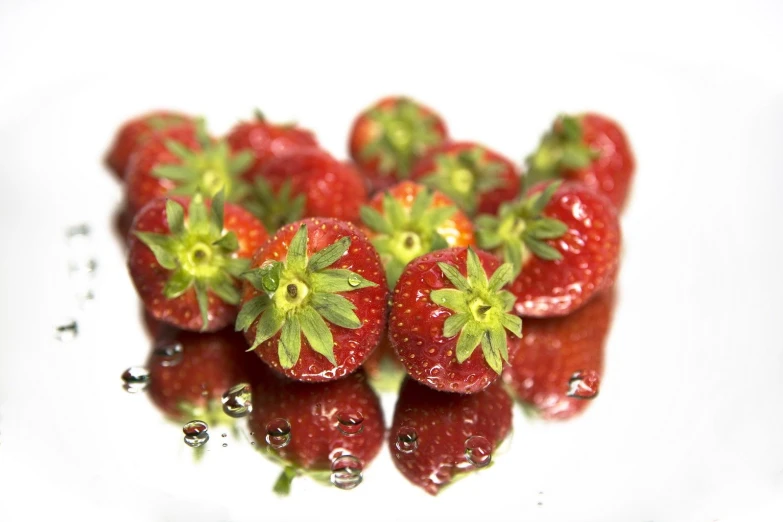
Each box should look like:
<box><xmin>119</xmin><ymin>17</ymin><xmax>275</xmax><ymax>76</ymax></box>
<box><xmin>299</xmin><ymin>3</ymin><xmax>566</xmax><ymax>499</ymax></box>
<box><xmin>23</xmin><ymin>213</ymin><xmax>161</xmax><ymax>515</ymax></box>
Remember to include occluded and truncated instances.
<box><xmin>330</xmin><ymin>455</ymin><xmax>363</xmax><ymax>490</ymax></box>
<box><xmin>395</xmin><ymin>427</ymin><xmax>419</xmax><ymax>453</ymax></box>
<box><xmin>337</xmin><ymin>410</ymin><xmax>365</xmax><ymax>436</ymax></box>
<box><xmin>182</xmin><ymin>420</ymin><xmax>209</xmax><ymax>447</ymax></box>
<box><xmin>566</xmin><ymin>370</ymin><xmax>601</xmax><ymax>399</ymax></box>
<box><xmin>151</xmin><ymin>341</ymin><xmax>183</xmax><ymax>367</ymax></box>
<box><xmin>464</xmin><ymin>435</ymin><xmax>492</xmax><ymax>468</ymax></box>
<box><xmin>121</xmin><ymin>366</ymin><xmax>150</xmax><ymax>393</ymax></box>
<box><xmin>221</xmin><ymin>383</ymin><xmax>252</xmax><ymax>418</ymax></box>
<box><xmin>265</xmin><ymin>418</ymin><xmax>292</xmax><ymax>449</ymax></box>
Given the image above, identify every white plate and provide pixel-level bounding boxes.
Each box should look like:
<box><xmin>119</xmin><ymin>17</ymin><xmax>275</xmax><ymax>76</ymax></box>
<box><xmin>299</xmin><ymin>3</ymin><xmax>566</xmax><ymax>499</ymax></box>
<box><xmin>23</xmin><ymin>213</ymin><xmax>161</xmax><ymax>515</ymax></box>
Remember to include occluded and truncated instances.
<box><xmin>2</xmin><ymin>1</ymin><xmax>783</xmax><ymax>521</ymax></box>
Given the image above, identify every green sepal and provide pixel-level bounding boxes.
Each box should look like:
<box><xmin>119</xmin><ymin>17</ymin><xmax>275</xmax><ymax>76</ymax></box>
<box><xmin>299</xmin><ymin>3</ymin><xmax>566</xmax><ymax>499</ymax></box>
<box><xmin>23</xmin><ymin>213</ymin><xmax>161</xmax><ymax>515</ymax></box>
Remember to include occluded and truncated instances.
<box><xmin>243</xmin><ymin>261</ymin><xmax>283</xmax><ymax>293</ymax></box>
<box><xmin>235</xmin><ymin>295</ymin><xmax>270</xmax><ymax>332</ymax></box>
<box><xmin>286</xmin><ymin>224</ymin><xmax>308</xmax><ymax>273</ymax></box>
<box><xmin>456</xmin><ymin>321</ymin><xmax>484</xmax><ymax>363</ymax></box>
<box><xmin>273</xmin><ymin>467</ymin><xmax>298</xmax><ymax>496</ymax></box>
<box><xmin>134</xmin><ymin>232</ymin><xmax>177</xmax><ymax>270</ymax></box>
<box><xmin>163</xmin><ymin>269</ymin><xmax>194</xmax><ymax>299</ymax></box>
<box><xmin>298</xmin><ymin>306</ymin><xmax>336</xmax><ymax>365</ymax></box>
<box><xmin>310</xmin><ymin>293</ymin><xmax>362</xmax><ymax>329</ymax></box>
<box><xmin>307</xmin><ymin>237</ymin><xmax>350</xmax><ymax>273</ymax></box>
<box><xmin>278</xmin><ymin>315</ymin><xmax>302</xmax><ymax>369</ymax></box>
<box><xmin>250</xmin><ymin>306</ymin><xmax>285</xmax><ymax>351</ymax></box>
<box><xmin>310</xmin><ymin>269</ymin><xmax>377</xmax><ymax>293</ymax></box>
<box><xmin>525</xmin><ymin>115</ymin><xmax>601</xmax><ymax>189</ymax></box>
<box><xmin>245</xmin><ymin>178</ymin><xmax>306</xmax><ymax>232</ymax></box>
<box><xmin>166</xmin><ymin>199</ymin><xmax>185</xmax><ymax>235</ymax></box>
<box><xmin>194</xmin><ymin>279</ymin><xmax>210</xmax><ymax>331</ymax></box>
<box><xmin>431</xmin><ymin>288</ymin><xmax>469</xmax><ymax>313</ymax></box>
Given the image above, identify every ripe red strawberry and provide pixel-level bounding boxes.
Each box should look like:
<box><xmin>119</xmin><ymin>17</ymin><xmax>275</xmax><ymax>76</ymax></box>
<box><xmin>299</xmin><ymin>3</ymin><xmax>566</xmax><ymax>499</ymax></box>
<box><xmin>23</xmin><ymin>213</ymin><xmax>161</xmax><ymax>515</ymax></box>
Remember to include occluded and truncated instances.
<box><xmin>245</xmin><ymin>149</ymin><xmax>366</xmax><ymax>231</ymax></box>
<box><xmin>410</xmin><ymin>141</ymin><xmax>522</xmax><ymax>216</ymax></box>
<box><xmin>249</xmin><ymin>370</ymin><xmax>384</xmax><ymax>495</ymax></box>
<box><xmin>526</xmin><ymin>113</ymin><xmax>635</xmax><ymax>209</ymax></box>
<box><xmin>128</xmin><ymin>192</ymin><xmax>268</xmax><ymax>332</ymax></box>
<box><xmin>105</xmin><ymin>110</ymin><xmax>194</xmax><ymax>180</ymax></box>
<box><xmin>503</xmin><ymin>290</ymin><xmax>615</xmax><ymax>420</ymax></box>
<box><xmin>226</xmin><ymin>109</ymin><xmax>319</xmax><ymax>176</ymax></box>
<box><xmin>360</xmin><ymin>181</ymin><xmax>475</xmax><ymax>288</ymax></box>
<box><xmin>476</xmin><ymin>181</ymin><xmax>621</xmax><ymax>317</ymax></box>
<box><xmin>349</xmin><ymin>96</ymin><xmax>448</xmax><ymax>193</ymax></box>
<box><xmin>236</xmin><ymin>218</ymin><xmax>388</xmax><ymax>382</ymax></box>
<box><xmin>389</xmin><ymin>247</ymin><xmax>522</xmax><ymax>394</ymax></box>
<box><xmin>389</xmin><ymin>378</ymin><xmax>512</xmax><ymax>495</ymax></box>
<box><xmin>125</xmin><ymin>120</ymin><xmax>254</xmax><ymax>214</ymax></box>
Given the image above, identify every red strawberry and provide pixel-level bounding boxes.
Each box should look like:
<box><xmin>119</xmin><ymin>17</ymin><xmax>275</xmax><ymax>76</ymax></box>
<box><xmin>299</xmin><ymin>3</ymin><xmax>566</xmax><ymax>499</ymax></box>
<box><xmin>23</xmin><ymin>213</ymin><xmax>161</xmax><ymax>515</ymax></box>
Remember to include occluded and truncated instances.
<box><xmin>476</xmin><ymin>181</ymin><xmax>621</xmax><ymax>317</ymax></box>
<box><xmin>360</xmin><ymin>181</ymin><xmax>475</xmax><ymax>288</ymax></box>
<box><xmin>128</xmin><ymin>192</ymin><xmax>268</xmax><ymax>332</ymax></box>
<box><xmin>389</xmin><ymin>247</ymin><xmax>522</xmax><ymax>394</ymax></box>
<box><xmin>410</xmin><ymin>141</ymin><xmax>522</xmax><ymax>216</ymax></box>
<box><xmin>389</xmin><ymin>378</ymin><xmax>512</xmax><ymax>495</ymax></box>
<box><xmin>236</xmin><ymin>218</ymin><xmax>388</xmax><ymax>382</ymax></box>
<box><xmin>503</xmin><ymin>290</ymin><xmax>615</xmax><ymax>420</ymax></box>
<box><xmin>125</xmin><ymin>120</ymin><xmax>253</xmax><ymax>214</ymax></box>
<box><xmin>349</xmin><ymin>96</ymin><xmax>448</xmax><ymax>193</ymax></box>
<box><xmin>105</xmin><ymin>110</ymin><xmax>194</xmax><ymax>180</ymax></box>
<box><xmin>226</xmin><ymin>109</ymin><xmax>319</xmax><ymax>176</ymax></box>
<box><xmin>249</xmin><ymin>370</ymin><xmax>384</xmax><ymax>495</ymax></box>
<box><xmin>526</xmin><ymin>113</ymin><xmax>635</xmax><ymax>209</ymax></box>
<box><xmin>245</xmin><ymin>149</ymin><xmax>367</xmax><ymax>231</ymax></box>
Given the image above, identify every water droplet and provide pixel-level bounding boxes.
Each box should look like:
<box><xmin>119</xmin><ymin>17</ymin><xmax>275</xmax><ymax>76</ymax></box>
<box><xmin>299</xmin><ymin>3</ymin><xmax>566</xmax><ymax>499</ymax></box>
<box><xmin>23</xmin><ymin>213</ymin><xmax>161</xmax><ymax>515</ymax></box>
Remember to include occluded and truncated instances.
<box><xmin>222</xmin><ymin>443</ymin><xmax>228</xmax><ymax>447</ymax></box>
<box><xmin>55</xmin><ymin>321</ymin><xmax>78</xmax><ymax>342</ymax></box>
<box><xmin>221</xmin><ymin>382</ymin><xmax>252</xmax><ymax>418</ymax></box>
<box><xmin>152</xmin><ymin>342</ymin><xmax>183</xmax><ymax>367</ymax></box>
<box><xmin>330</xmin><ymin>455</ymin><xmax>363</xmax><ymax>490</ymax></box>
<box><xmin>121</xmin><ymin>366</ymin><xmax>150</xmax><ymax>393</ymax></box>
<box><xmin>65</xmin><ymin>223</ymin><xmax>91</xmax><ymax>240</ymax></box>
<box><xmin>395</xmin><ymin>427</ymin><xmax>418</xmax><ymax>454</ymax></box>
<box><xmin>265</xmin><ymin>418</ymin><xmax>291</xmax><ymax>449</ymax></box>
<box><xmin>221</xmin><ymin>433</ymin><xmax>227</xmax><ymax>438</ymax></box>
<box><xmin>336</xmin><ymin>410</ymin><xmax>364</xmax><ymax>436</ymax></box>
<box><xmin>566</xmin><ymin>370</ymin><xmax>600</xmax><ymax>399</ymax></box>
<box><xmin>183</xmin><ymin>420</ymin><xmax>209</xmax><ymax>448</ymax></box>
<box><xmin>423</xmin><ymin>268</ymin><xmax>445</xmax><ymax>289</ymax></box>
<box><xmin>347</xmin><ymin>274</ymin><xmax>361</xmax><ymax>287</ymax></box>
<box><xmin>464</xmin><ymin>435</ymin><xmax>492</xmax><ymax>468</ymax></box>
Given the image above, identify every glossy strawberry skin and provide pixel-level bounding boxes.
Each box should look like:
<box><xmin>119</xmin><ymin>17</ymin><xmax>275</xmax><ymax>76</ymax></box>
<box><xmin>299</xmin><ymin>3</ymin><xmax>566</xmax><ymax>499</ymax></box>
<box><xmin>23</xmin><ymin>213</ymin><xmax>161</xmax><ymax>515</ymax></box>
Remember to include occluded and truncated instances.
<box><xmin>503</xmin><ymin>290</ymin><xmax>614</xmax><ymax>420</ymax></box>
<box><xmin>249</xmin><ymin>370</ymin><xmax>384</xmax><ymax>473</ymax></box>
<box><xmin>241</xmin><ymin>218</ymin><xmax>388</xmax><ymax>382</ymax></box>
<box><xmin>389</xmin><ymin>247</ymin><xmax>518</xmax><ymax>394</ymax></box>
<box><xmin>561</xmin><ymin>113</ymin><xmax>635</xmax><ymax>210</ymax></box>
<box><xmin>125</xmin><ymin>125</ymin><xmax>203</xmax><ymax>215</ymax></box>
<box><xmin>106</xmin><ymin>111</ymin><xmax>194</xmax><ymax>180</ymax></box>
<box><xmin>410</xmin><ymin>141</ymin><xmax>522</xmax><ymax>215</ymax></box>
<box><xmin>256</xmin><ymin>149</ymin><xmax>367</xmax><ymax>224</ymax></box>
<box><xmin>389</xmin><ymin>378</ymin><xmax>512</xmax><ymax>495</ymax></box>
<box><xmin>226</xmin><ymin>118</ymin><xmax>318</xmax><ymax>178</ymax></box>
<box><xmin>128</xmin><ymin>196</ymin><xmax>268</xmax><ymax>332</ymax></box>
<box><xmin>511</xmin><ymin>182</ymin><xmax>621</xmax><ymax>317</ymax></box>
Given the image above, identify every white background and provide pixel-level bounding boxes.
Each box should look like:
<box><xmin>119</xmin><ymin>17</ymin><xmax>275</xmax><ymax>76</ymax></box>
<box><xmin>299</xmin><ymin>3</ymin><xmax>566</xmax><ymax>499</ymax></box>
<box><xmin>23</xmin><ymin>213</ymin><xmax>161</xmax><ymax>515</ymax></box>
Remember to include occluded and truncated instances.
<box><xmin>1</xmin><ymin>1</ymin><xmax>782</xmax><ymax>521</ymax></box>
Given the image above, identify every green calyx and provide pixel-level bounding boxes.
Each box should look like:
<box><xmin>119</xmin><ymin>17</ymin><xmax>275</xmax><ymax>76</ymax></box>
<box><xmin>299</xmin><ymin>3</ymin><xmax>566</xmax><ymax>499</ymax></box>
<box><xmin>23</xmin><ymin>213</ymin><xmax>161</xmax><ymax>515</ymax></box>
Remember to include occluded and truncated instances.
<box><xmin>152</xmin><ymin>119</ymin><xmax>253</xmax><ymax>202</ymax></box>
<box><xmin>147</xmin><ymin>113</ymin><xmax>190</xmax><ymax>131</ymax></box>
<box><xmin>420</xmin><ymin>147</ymin><xmax>505</xmax><ymax>215</ymax></box>
<box><xmin>244</xmin><ymin>178</ymin><xmax>306</xmax><ymax>232</ymax></box>
<box><xmin>134</xmin><ymin>191</ymin><xmax>249</xmax><ymax>330</ymax></box>
<box><xmin>524</xmin><ymin>114</ymin><xmax>601</xmax><ymax>189</ymax></box>
<box><xmin>360</xmin><ymin>98</ymin><xmax>444</xmax><ymax>177</ymax></box>
<box><xmin>236</xmin><ymin>223</ymin><xmax>378</xmax><ymax>369</ymax></box>
<box><xmin>430</xmin><ymin>248</ymin><xmax>522</xmax><ymax>375</ymax></box>
<box><xmin>360</xmin><ymin>188</ymin><xmax>455</xmax><ymax>288</ymax></box>
<box><xmin>475</xmin><ymin>181</ymin><xmax>568</xmax><ymax>277</ymax></box>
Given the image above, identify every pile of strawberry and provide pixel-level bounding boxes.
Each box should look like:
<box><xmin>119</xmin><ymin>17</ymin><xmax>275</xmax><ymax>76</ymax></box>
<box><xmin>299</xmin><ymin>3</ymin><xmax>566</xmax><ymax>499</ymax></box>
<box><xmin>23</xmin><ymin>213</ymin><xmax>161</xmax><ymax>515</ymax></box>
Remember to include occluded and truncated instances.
<box><xmin>107</xmin><ymin>96</ymin><xmax>633</xmax><ymax>495</ymax></box>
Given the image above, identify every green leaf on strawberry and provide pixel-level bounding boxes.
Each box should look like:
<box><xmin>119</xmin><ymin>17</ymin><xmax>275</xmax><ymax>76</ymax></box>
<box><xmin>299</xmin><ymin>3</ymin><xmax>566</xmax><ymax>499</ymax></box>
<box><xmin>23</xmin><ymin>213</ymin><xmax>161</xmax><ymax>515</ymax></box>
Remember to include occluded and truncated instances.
<box><xmin>244</xmin><ymin>178</ymin><xmax>306</xmax><ymax>232</ymax></box>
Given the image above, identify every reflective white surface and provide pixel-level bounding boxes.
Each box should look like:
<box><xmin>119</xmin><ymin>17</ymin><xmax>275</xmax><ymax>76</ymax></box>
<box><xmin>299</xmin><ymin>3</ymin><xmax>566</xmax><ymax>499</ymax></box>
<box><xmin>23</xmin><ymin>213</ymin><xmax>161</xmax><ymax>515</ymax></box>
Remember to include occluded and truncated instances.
<box><xmin>1</xmin><ymin>1</ymin><xmax>783</xmax><ymax>521</ymax></box>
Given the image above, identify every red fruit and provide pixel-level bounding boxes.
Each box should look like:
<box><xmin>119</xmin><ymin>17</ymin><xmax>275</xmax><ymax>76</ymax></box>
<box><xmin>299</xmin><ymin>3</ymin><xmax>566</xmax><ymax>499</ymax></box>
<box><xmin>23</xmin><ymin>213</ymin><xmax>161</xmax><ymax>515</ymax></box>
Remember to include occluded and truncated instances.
<box><xmin>249</xmin><ymin>370</ymin><xmax>384</xmax><ymax>495</ymax></box>
<box><xmin>226</xmin><ymin>109</ymin><xmax>319</xmax><ymax>176</ymax></box>
<box><xmin>245</xmin><ymin>149</ymin><xmax>366</xmax><ymax>231</ymax></box>
<box><xmin>105</xmin><ymin>110</ymin><xmax>194</xmax><ymax>180</ymax></box>
<box><xmin>411</xmin><ymin>141</ymin><xmax>522</xmax><ymax>216</ymax></box>
<box><xmin>349</xmin><ymin>96</ymin><xmax>448</xmax><ymax>193</ymax></box>
<box><xmin>389</xmin><ymin>247</ymin><xmax>522</xmax><ymax>394</ymax></box>
<box><xmin>125</xmin><ymin>120</ymin><xmax>254</xmax><ymax>214</ymax></box>
<box><xmin>128</xmin><ymin>192</ymin><xmax>268</xmax><ymax>332</ymax></box>
<box><xmin>389</xmin><ymin>378</ymin><xmax>512</xmax><ymax>495</ymax></box>
<box><xmin>526</xmin><ymin>113</ymin><xmax>635</xmax><ymax>209</ymax></box>
<box><xmin>503</xmin><ymin>290</ymin><xmax>615</xmax><ymax>420</ymax></box>
<box><xmin>360</xmin><ymin>181</ymin><xmax>475</xmax><ymax>288</ymax></box>
<box><xmin>146</xmin><ymin>327</ymin><xmax>263</xmax><ymax>424</ymax></box>
<box><xmin>477</xmin><ymin>181</ymin><xmax>621</xmax><ymax>317</ymax></box>
<box><xmin>236</xmin><ymin>218</ymin><xmax>388</xmax><ymax>382</ymax></box>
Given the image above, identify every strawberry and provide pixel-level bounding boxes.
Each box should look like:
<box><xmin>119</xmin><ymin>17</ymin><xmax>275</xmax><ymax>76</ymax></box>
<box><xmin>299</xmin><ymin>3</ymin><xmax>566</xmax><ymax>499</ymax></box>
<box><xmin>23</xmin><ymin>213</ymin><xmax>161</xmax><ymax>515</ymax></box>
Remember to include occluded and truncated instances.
<box><xmin>226</xmin><ymin>109</ymin><xmax>319</xmax><ymax>176</ymax></box>
<box><xmin>249</xmin><ymin>370</ymin><xmax>384</xmax><ymax>495</ymax></box>
<box><xmin>389</xmin><ymin>247</ymin><xmax>522</xmax><ymax>394</ymax></box>
<box><xmin>349</xmin><ymin>96</ymin><xmax>448</xmax><ymax>193</ymax></box>
<box><xmin>236</xmin><ymin>218</ymin><xmax>388</xmax><ymax>382</ymax></box>
<box><xmin>360</xmin><ymin>181</ymin><xmax>475</xmax><ymax>288</ymax></box>
<box><xmin>502</xmin><ymin>290</ymin><xmax>614</xmax><ymax>420</ymax></box>
<box><xmin>389</xmin><ymin>378</ymin><xmax>512</xmax><ymax>495</ymax></box>
<box><xmin>245</xmin><ymin>149</ymin><xmax>366</xmax><ymax>231</ymax></box>
<box><xmin>410</xmin><ymin>141</ymin><xmax>522</xmax><ymax>216</ymax></box>
<box><xmin>476</xmin><ymin>181</ymin><xmax>621</xmax><ymax>317</ymax></box>
<box><xmin>361</xmin><ymin>336</ymin><xmax>406</xmax><ymax>393</ymax></box>
<box><xmin>105</xmin><ymin>110</ymin><xmax>194</xmax><ymax>180</ymax></box>
<box><xmin>128</xmin><ymin>192</ymin><xmax>268</xmax><ymax>332</ymax></box>
<box><xmin>526</xmin><ymin>113</ymin><xmax>635</xmax><ymax>209</ymax></box>
<box><xmin>125</xmin><ymin>119</ymin><xmax>254</xmax><ymax>214</ymax></box>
